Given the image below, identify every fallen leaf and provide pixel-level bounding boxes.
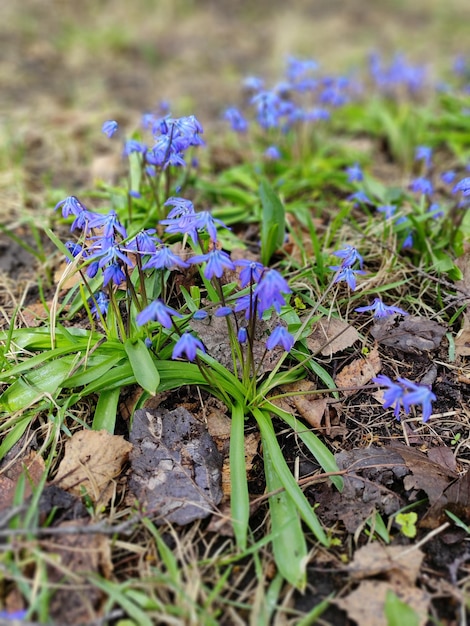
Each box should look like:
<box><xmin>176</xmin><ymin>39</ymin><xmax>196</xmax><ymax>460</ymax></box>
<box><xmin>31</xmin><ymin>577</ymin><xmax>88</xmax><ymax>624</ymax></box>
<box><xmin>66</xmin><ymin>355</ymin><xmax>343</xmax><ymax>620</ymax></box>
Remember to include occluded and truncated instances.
<box><xmin>0</xmin><ymin>451</ymin><xmax>45</xmax><ymax>513</ymax></box>
<box><xmin>334</xmin><ymin>346</ymin><xmax>381</xmax><ymax>395</ymax></box>
<box><xmin>129</xmin><ymin>407</ymin><xmax>223</xmax><ymax>524</ymax></box>
<box><xmin>20</xmin><ymin>302</ymin><xmax>50</xmax><ymax>327</ymax></box>
<box><xmin>54</xmin><ymin>430</ymin><xmax>132</xmax><ymax>506</ymax></box>
<box><xmin>335</xmin><ymin>579</ymin><xmax>429</xmax><ymax>626</ymax></box>
<box><xmin>371</xmin><ymin>316</ymin><xmax>446</xmax><ymax>353</ymax></box>
<box><xmin>41</xmin><ymin>519</ymin><xmax>112</xmax><ymax>625</ymax></box>
<box><xmin>336</xmin><ymin>544</ymin><xmax>429</xmax><ymax>626</ymax></box>
<box><xmin>391</xmin><ymin>443</ymin><xmax>457</xmax><ymax>504</ymax></box>
<box><xmin>271</xmin><ymin>379</ymin><xmax>327</xmax><ymax>429</ymax></box>
<box><xmin>307</xmin><ymin>317</ymin><xmax>359</xmax><ymax>356</ymax></box>
<box><xmin>315</xmin><ymin>446</ymin><xmax>407</xmax><ymax>532</ymax></box>
<box><xmin>427</xmin><ymin>446</ymin><xmax>457</xmax><ymax>474</ymax></box>
<box><xmin>348</xmin><ymin>543</ymin><xmax>423</xmax><ymax>584</ymax></box>
<box><xmin>454</xmin><ymin>314</ymin><xmax>470</xmax><ymax>357</ymax></box>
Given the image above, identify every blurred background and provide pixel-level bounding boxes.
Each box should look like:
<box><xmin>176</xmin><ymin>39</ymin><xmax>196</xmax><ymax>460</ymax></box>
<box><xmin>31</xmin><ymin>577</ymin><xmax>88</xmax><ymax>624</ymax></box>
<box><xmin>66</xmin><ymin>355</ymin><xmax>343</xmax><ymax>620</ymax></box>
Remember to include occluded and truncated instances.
<box><xmin>0</xmin><ymin>0</ymin><xmax>469</xmax><ymax>213</ymax></box>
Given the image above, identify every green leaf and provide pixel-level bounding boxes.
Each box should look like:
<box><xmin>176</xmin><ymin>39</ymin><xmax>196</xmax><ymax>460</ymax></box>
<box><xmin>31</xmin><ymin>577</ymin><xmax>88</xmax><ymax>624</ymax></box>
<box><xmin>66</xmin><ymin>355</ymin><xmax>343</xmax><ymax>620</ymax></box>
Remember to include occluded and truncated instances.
<box><xmin>264</xmin><ymin>442</ymin><xmax>307</xmax><ymax>589</ymax></box>
<box><xmin>124</xmin><ymin>338</ymin><xmax>160</xmax><ymax>395</ymax></box>
<box><xmin>0</xmin><ymin>416</ymin><xmax>32</xmax><ymax>459</ymax></box>
<box><xmin>259</xmin><ymin>180</ymin><xmax>285</xmax><ymax>266</ymax></box>
<box><xmin>63</xmin><ymin>353</ymin><xmax>125</xmax><ymax>388</ymax></box>
<box><xmin>265</xmin><ymin>400</ymin><xmax>343</xmax><ymax>491</ymax></box>
<box><xmin>230</xmin><ymin>402</ymin><xmax>249</xmax><ymax>550</ymax></box>
<box><xmin>253</xmin><ymin>408</ymin><xmax>329</xmax><ymax>547</ymax></box>
<box><xmin>384</xmin><ymin>590</ymin><xmax>420</xmax><ymax>626</ymax></box>
<box><xmin>0</xmin><ymin>356</ymin><xmax>76</xmax><ymax>413</ymax></box>
<box><xmin>93</xmin><ymin>388</ymin><xmax>120</xmax><ymax>432</ymax></box>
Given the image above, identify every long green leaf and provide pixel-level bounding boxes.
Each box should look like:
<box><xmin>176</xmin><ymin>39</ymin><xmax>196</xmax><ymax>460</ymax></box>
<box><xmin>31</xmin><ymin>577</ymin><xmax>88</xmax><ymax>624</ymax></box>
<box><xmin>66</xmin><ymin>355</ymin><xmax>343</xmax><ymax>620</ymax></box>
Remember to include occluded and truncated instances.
<box><xmin>93</xmin><ymin>388</ymin><xmax>120</xmax><ymax>432</ymax></box>
<box><xmin>253</xmin><ymin>408</ymin><xmax>329</xmax><ymax>546</ymax></box>
<box><xmin>230</xmin><ymin>402</ymin><xmax>249</xmax><ymax>550</ymax></box>
<box><xmin>63</xmin><ymin>353</ymin><xmax>125</xmax><ymax>388</ymax></box>
<box><xmin>124</xmin><ymin>338</ymin><xmax>160</xmax><ymax>395</ymax></box>
<box><xmin>264</xmin><ymin>442</ymin><xmax>307</xmax><ymax>589</ymax></box>
<box><xmin>260</xmin><ymin>180</ymin><xmax>285</xmax><ymax>266</ymax></box>
<box><xmin>0</xmin><ymin>356</ymin><xmax>76</xmax><ymax>413</ymax></box>
<box><xmin>265</xmin><ymin>400</ymin><xmax>343</xmax><ymax>491</ymax></box>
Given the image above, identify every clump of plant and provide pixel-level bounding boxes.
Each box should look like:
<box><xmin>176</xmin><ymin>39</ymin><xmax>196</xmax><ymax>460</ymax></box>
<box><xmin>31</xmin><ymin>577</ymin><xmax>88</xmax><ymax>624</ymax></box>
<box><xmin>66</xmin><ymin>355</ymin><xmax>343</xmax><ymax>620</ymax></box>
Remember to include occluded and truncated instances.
<box><xmin>2</xmin><ymin>52</ymin><xmax>470</xmax><ymax>598</ymax></box>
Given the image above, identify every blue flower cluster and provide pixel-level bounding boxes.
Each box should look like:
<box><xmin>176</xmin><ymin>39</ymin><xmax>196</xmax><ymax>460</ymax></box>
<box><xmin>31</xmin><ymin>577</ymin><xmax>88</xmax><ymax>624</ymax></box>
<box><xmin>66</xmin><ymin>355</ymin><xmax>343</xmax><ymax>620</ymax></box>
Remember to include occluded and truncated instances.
<box><xmin>373</xmin><ymin>375</ymin><xmax>436</xmax><ymax>422</ymax></box>
<box><xmin>223</xmin><ymin>55</ymin><xmax>357</xmax><ymax>156</ymax></box>
<box><xmin>57</xmin><ymin>107</ymin><xmax>295</xmax><ymax>365</ymax></box>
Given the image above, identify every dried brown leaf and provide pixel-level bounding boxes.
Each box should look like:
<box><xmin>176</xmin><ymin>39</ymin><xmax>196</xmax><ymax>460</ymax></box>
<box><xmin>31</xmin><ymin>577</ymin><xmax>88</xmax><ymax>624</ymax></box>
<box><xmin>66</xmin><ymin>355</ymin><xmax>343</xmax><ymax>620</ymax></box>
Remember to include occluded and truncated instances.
<box><xmin>0</xmin><ymin>451</ymin><xmax>45</xmax><ymax>513</ymax></box>
<box><xmin>454</xmin><ymin>313</ymin><xmax>470</xmax><ymax>357</ymax></box>
<box><xmin>54</xmin><ymin>430</ymin><xmax>132</xmax><ymax>506</ymax></box>
<box><xmin>335</xmin><ymin>579</ymin><xmax>429</xmax><ymax>626</ymax></box>
<box><xmin>307</xmin><ymin>317</ymin><xmax>359</xmax><ymax>356</ymax></box>
<box><xmin>334</xmin><ymin>346</ymin><xmax>381</xmax><ymax>395</ymax></box>
<box><xmin>371</xmin><ymin>315</ymin><xmax>446</xmax><ymax>353</ymax></box>
<box><xmin>348</xmin><ymin>543</ymin><xmax>423</xmax><ymax>584</ymax></box>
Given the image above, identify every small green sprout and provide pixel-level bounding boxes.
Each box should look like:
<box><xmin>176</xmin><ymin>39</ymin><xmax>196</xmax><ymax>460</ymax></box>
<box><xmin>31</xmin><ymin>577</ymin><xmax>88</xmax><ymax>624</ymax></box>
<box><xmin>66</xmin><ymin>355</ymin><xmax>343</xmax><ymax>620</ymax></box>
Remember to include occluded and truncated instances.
<box><xmin>395</xmin><ymin>512</ymin><xmax>418</xmax><ymax>538</ymax></box>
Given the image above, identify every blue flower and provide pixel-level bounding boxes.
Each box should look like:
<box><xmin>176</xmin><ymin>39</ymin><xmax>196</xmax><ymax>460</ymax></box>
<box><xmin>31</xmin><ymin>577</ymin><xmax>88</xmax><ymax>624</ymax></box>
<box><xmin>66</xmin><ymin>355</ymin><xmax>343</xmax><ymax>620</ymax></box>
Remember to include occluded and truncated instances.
<box><xmin>172</xmin><ymin>332</ymin><xmax>205</xmax><ymax>361</ymax></box>
<box><xmin>189</xmin><ymin>249</ymin><xmax>235</xmax><ymax>279</ymax></box>
<box><xmin>377</xmin><ymin>204</ymin><xmax>397</xmax><ymax>220</ymax></box>
<box><xmin>264</xmin><ymin>145</ymin><xmax>281</xmax><ymax>160</ymax></box>
<box><xmin>142</xmin><ymin>245</ymin><xmax>189</xmax><ymax>271</ymax></box>
<box><xmin>164</xmin><ymin>197</ymin><xmax>195</xmax><ymax>217</ymax></box>
<box><xmin>55</xmin><ymin>195</ymin><xmax>88</xmax><ymax>219</ymax></box>
<box><xmin>332</xmin><ymin>245</ymin><xmax>364</xmax><ymax>269</ymax></box>
<box><xmin>237</xmin><ymin>327</ymin><xmax>248</xmax><ymax>344</ymax></box>
<box><xmin>399</xmin><ymin>378</ymin><xmax>436</xmax><ymax>422</ymax></box>
<box><xmin>355</xmin><ymin>298</ymin><xmax>407</xmax><ymax>317</ymax></box>
<box><xmin>266</xmin><ymin>326</ymin><xmax>295</xmax><ymax>352</ymax></box>
<box><xmin>192</xmin><ymin>211</ymin><xmax>229</xmax><ymax>242</ymax></box>
<box><xmin>123</xmin><ymin>139</ymin><xmax>147</xmax><ymax>156</ymax></box>
<box><xmin>103</xmin><ymin>263</ymin><xmax>126</xmax><ymax>287</ymax></box>
<box><xmin>234</xmin><ymin>294</ymin><xmax>258</xmax><ymax>320</ymax></box>
<box><xmin>65</xmin><ymin>241</ymin><xmax>84</xmax><ymax>262</ymax></box>
<box><xmin>373</xmin><ymin>375</ymin><xmax>405</xmax><ymax>419</ymax></box>
<box><xmin>410</xmin><ymin>177</ymin><xmax>433</xmax><ymax>196</ymax></box>
<box><xmin>345</xmin><ymin>163</ymin><xmax>363</xmax><ymax>182</ymax></box>
<box><xmin>214</xmin><ymin>306</ymin><xmax>233</xmax><ymax>317</ymax></box>
<box><xmin>193</xmin><ymin>310</ymin><xmax>208</xmax><ymax>320</ymax></box>
<box><xmin>453</xmin><ymin>177</ymin><xmax>470</xmax><ymax>196</ymax></box>
<box><xmin>126</xmin><ymin>229</ymin><xmax>160</xmax><ymax>255</ymax></box>
<box><xmin>347</xmin><ymin>190</ymin><xmax>372</xmax><ymax>207</ymax></box>
<box><xmin>243</xmin><ymin>76</ymin><xmax>264</xmax><ymax>91</ymax></box>
<box><xmin>330</xmin><ymin>266</ymin><xmax>366</xmax><ymax>290</ymax></box>
<box><xmin>250</xmin><ymin>90</ymin><xmax>283</xmax><ymax>129</ymax></box>
<box><xmin>254</xmin><ymin>269</ymin><xmax>291</xmax><ymax>314</ymax></box>
<box><xmin>428</xmin><ymin>203</ymin><xmax>444</xmax><ymax>219</ymax></box>
<box><xmin>374</xmin><ymin>375</ymin><xmax>436</xmax><ymax>422</ymax></box>
<box><xmin>89</xmin><ymin>291</ymin><xmax>109</xmax><ymax>319</ymax></box>
<box><xmin>88</xmin><ymin>210</ymin><xmax>127</xmax><ymax>240</ymax></box>
<box><xmin>102</xmin><ymin>120</ymin><xmax>118</xmax><ymax>138</ymax></box>
<box><xmin>441</xmin><ymin>170</ymin><xmax>456</xmax><ymax>184</ymax></box>
<box><xmin>0</xmin><ymin>609</ymin><xmax>28</xmax><ymax>620</ymax></box>
<box><xmin>224</xmin><ymin>107</ymin><xmax>248</xmax><ymax>133</ymax></box>
<box><xmin>236</xmin><ymin>260</ymin><xmax>264</xmax><ymax>287</ymax></box>
<box><xmin>136</xmin><ymin>299</ymin><xmax>182</xmax><ymax>328</ymax></box>
<box><xmin>414</xmin><ymin>145</ymin><xmax>433</xmax><ymax>169</ymax></box>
